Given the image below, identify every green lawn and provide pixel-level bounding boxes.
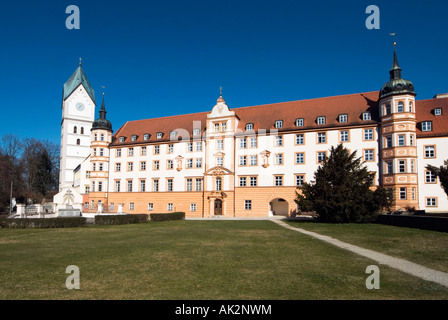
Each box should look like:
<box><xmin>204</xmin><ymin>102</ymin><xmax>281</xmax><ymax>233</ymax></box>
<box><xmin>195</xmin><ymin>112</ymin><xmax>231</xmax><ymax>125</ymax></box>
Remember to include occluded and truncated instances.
<box><xmin>286</xmin><ymin>221</ymin><xmax>448</xmax><ymax>273</ymax></box>
<box><xmin>1</xmin><ymin>220</ymin><xmax>448</xmax><ymax>300</ymax></box>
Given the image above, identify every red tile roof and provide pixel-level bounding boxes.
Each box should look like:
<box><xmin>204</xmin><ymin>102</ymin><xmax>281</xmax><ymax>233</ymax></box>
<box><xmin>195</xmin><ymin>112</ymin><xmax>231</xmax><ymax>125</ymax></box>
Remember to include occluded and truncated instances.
<box><xmin>111</xmin><ymin>91</ymin><xmax>448</xmax><ymax>146</ymax></box>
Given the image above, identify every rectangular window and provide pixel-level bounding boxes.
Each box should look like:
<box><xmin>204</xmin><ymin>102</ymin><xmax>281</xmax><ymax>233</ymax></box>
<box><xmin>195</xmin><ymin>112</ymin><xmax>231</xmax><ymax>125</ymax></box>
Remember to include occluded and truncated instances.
<box><xmin>115</xmin><ymin>163</ymin><xmax>121</xmax><ymax>172</ymax></box>
<box><xmin>140</xmin><ymin>180</ymin><xmax>146</xmax><ymax>192</ymax></box>
<box><xmin>195</xmin><ymin>178</ymin><xmax>203</xmax><ymax>191</ymax></box>
<box><xmin>275</xmin><ymin>154</ymin><xmax>283</xmax><ymax>165</ymax></box>
<box><xmin>240</xmin><ymin>138</ymin><xmax>247</xmax><ymax>148</ymax></box>
<box><xmin>217</xmin><ymin>140</ymin><xmax>223</xmax><ymax>150</ymax></box>
<box><xmin>295</xmin><ymin>152</ymin><xmax>305</xmax><ymax>164</ymax></box>
<box><xmin>186</xmin><ymin>159</ymin><xmax>193</xmax><ymax>168</ymax></box>
<box><xmin>100</xmin><ymin>148</ymin><xmax>104</xmax><ymax>156</ymax></box>
<box><xmin>250</xmin><ymin>176</ymin><xmax>257</xmax><ymax>187</ymax></box>
<box><xmin>399</xmin><ymin>160</ymin><xmax>406</xmax><ymax>173</ymax></box>
<box><xmin>221</xmin><ymin>122</ymin><xmax>226</xmax><ymax>132</ymax></box>
<box><xmin>422</xmin><ymin>121</ymin><xmax>432</xmax><ymax>132</ymax></box>
<box><xmin>148</xmin><ymin>203</ymin><xmax>154</xmax><ymax>211</ymax></box>
<box><xmin>167</xmin><ymin>203</ymin><xmax>173</xmax><ymax>211</ymax></box>
<box><xmin>339</xmin><ymin>114</ymin><xmax>348</xmax><ymax>123</ymax></box>
<box><xmin>187</xmin><ymin>142</ymin><xmax>193</xmax><ymax>152</ymax></box>
<box><xmin>425</xmin><ymin>146</ymin><xmax>435</xmax><ymax>158</ymax></box>
<box><xmin>398</xmin><ymin>134</ymin><xmax>405</xmax><ymax>146</ymax></box>
<box><xmin>250</xmin><ymin>155</ymin><xmax>257</xmax><ymax>166</ymax></box>
<box><xmin>167</xmin><ymin>179</ymin><xmax>173</xmax><ymax>192</ymax></box>
<box><xmin>239</xmin><ymin>177</ymin><xmax>247</xmax><ymax>187</ymax></box>
<box><xmin>167</xmin><ymin>159</ymin><xmax>174</xmax><ymax>169</ymax></box>
<box><xmin>153</xmin><ymin>179</ymin><xmax>159</xmax><ymax>192</ymax></box>
<box><xmin>426</xmin><ymin>198</ymin><xmax>437</xmax><ymax>207</ymax></box>
<box><xmin>110</xmin><ymin>203</ymin><xmax>114</xmax><ymax>210</ymax></box>
<box><xmin>129</xmin><ymin>203</ymin><xmax>134</xmax><ymax>211</ymax></box>
<box><xmin>363</xmin><ymin>112</ymin><xmax>371</xmax><ymax>121</ymax></box>
<box><xmin>141</xmin><ymin>146</ymin><xmax>147</xmax><ymax>155</ymax></box>
<box><xmin>216</xmin><ymin>157</ymin><xmax>223</xmax><ymax>166</ymax></box>
<box><xmin>250</xmin><ymin>137</ymin><xmax>257</xmax><ymax>148</ymax></box>
<box><xmin>215</xmin><ymin>177</ymin><xmax>222</xmax><ymax>191</ymax></box>
<box><xmin>127</xmin><ymin>180</ymin><xmax>132</xmax><ymax>192</ymax></box>
<box><xmin>246</xmin><ymin>123</ymin><xmax>254</xmax><ymax>131</ymax></box>
<box><xmin>317</xmin><ymin>152</ymin><xmax>326</xmax><ymax>163</ymax></box>
<box><xmin>98</xmin><ymin>181</ymin><xmax>103</xmax><ymax>192</ymax></box>
<box><xmin>128</xmin><ymin>148</ymin><xmax>134</xmax><ymax>156</ymax></box>
<box><xmin>275</xmin><ymin>120</ymin><xmax>283</xmax><ymax>128</ymax></box>
<box><xmin>317</xmin><ymin>116</ymin><xmax>325</xmax><ymax>125</ymax></box>
<box><xmin>99</xmin><ymin>163</ymin><xmax>103</xmax><ymax>171</ymax></box>
<box><xmin>190</xmin><ymin>203</ymin><xmax>197</xmax><ymax>212</ymax></box>
<box><xmin>385</xmin><ymin>136</ymin><xmax>392</xmax><ymax>148</ymax></box>
<box><xmin>186</xmin><ymin>178</ymin><xmax>193</xmax><ymax>191</ymax></box>
<box><xmin>364</xmin><ymin>149</ymin><xmax>374</xmax><ymax>162</ymax></box>
<box><xmin>168</xmin><ymin>144</ymin><xmax>174</xmax><ymax>153</ymax></box>
<box><xmin>154</xmin><ymin>145</ymin><xmax>160</xmax><ymax>154</ymax></box>
<box><xmin>196</xmin><ymin>158</ymin><xmax>202</xmax><ymax>168</ymax></box>
<box><xmin>153</xmin><ymin>161</ymin><xmax>160</xmax><ymax>170</ymax></box>
<box><xmin>340</xmin><ymin>130</ymin><xmax>349</xmax><ymax>142</ymax></box>
<box><xmin>214</xmin><ymin>123</ymin><xmax>220</xmax><ymax>133</ymax></box>
<box><xmin>385</xmin><ymin>104</ymin><xmax>391</xmax><ymax>115</ymax></box>
<box><xmin>274</xmin><ymin>176</ymin><xmax>283</xmax><ymax>186</ymax></box>
<box><xmin>115</xmin><ymin>180</ymin><xmax>120</xmax><ymax>192</ymax></box>
<box><xmin>244</xmin><ymin>200</ymin><xmax>252</xmax><ymax>210</ymax></box>
<box><xmin>196</xmin><ymin>142</ymin><xmax>202</xmax><ymax>152</ymax></box>
<box><xmin>239</xmin><ymin>156</ymin><xmax>247</xmax><ymax>166</ymax></box>
<box><xmin>399</xmin><ymin>187</ymin><xmax>407</xmax><ymax>200</ymax></box>
<box><xmin>410</xmin><ymin>160</ymin><xmax>415</xmax><ymax>173</ymax></box>
<box><xmin>386</xmin><ymin>161</ymin><xmax>393</xmax><ymax>174</ymax></box>
<box><xmin>140</xmin><ymin>161</ymin><xmax>146</xmax><ymax>171</ymax></box>
<box><xmin>296</xmin><ymin>175</ymin><xmax>304</xmax><ymax>186</ymax></box>
<box><xmin>275</xmin><ymin>135</ymin><xmax>283</xmax><ymax>146</ymax></box>
<box><xmin>116</xmin><ymin>149</ymin><xmax>121</xmax><ymax>157</ymax></box>
<box><xmin>425</xmin><ymin>171</ymin><xmax>437</xmax><ymax>183</ymax></box>
<box><xmin>127</xmin><ymin>162</ymin><xmax>133</xmax><ymax>171</ymax></box>
<box><xmin>296</xmin><ymin>118</ymin><xmax>304</xmax><ymax>127</ymax></box>
<box><xmin>317</xmin><ymin>132</ymin><xmax>326</xmax><ymax>144</ymax></box>
<box><xmin>296</xmin><ymin>134</ymin><xmax>304</xmax><ymax>145</ymax></box>
<box><xmin>364</xmin><ymin>129</ymin><xmax>374</xmax><ymax>140</ymax></box>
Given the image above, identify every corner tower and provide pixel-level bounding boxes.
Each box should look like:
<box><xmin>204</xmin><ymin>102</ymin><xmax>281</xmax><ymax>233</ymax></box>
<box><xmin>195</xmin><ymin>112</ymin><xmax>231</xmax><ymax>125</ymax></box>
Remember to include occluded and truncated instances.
<box><xmin>59</xmin><ymin>60</ymin><xmax>96</xmax><ymax>190</ymax></box>
<box><xmin>379</xmin><ymin>44</ymin><xmax>419</xmax><ymax>210</ymax></box>
<box><xmin>89</xmin><ymin>94</ymin><xmax>113</xmax><ymax>212</ymax></box>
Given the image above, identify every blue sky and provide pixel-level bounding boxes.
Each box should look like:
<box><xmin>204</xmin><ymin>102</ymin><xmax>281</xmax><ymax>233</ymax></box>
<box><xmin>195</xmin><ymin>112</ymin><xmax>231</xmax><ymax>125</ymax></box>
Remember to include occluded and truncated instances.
<box><xmin>0</xmin><ymin>0</ymin><xmax>447</xmax><ymax>145</ymax></box>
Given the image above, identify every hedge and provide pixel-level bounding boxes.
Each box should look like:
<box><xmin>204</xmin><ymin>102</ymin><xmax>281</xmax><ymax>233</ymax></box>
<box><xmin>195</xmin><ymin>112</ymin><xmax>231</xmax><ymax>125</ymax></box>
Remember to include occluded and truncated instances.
<box><xmin>0</xmin><ymin>217</ymin><xmax>87</xmax><ymax>229</ymax></box>
<box><xmin>150</xmin><ymin>212</ymin><xmax>185</xmax><ymax>222</ymax></box>
<box><xmin>94</xmin><ymin>214</ymin><xmax>149</xmax><ymax>226</ymax></box>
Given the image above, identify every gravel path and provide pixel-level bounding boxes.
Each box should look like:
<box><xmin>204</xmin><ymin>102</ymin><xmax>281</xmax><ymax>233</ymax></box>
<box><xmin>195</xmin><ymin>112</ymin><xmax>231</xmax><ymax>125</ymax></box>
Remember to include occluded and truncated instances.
<box><xmin>273</xmin><ymin>219</ymin><xmax>448</xmax><ymax>289</ymax></box>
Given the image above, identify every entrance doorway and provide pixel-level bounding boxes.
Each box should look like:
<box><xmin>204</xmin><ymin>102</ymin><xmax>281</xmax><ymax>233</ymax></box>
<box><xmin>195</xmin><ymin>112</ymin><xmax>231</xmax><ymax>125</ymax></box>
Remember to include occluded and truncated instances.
<box><xmin>214</xmin><ymin>199</ymin><xmax>222</xmax><ymax>215</ymax></box>
<box><xmin>269</xmin><ymin>198</ymin><xmax>288</xmax><ymax>216</ymax></box>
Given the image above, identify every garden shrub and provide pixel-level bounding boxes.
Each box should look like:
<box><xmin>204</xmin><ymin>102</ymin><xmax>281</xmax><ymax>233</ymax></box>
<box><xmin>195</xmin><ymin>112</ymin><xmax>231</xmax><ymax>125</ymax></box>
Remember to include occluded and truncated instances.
<box><xmin>1</xmin><ymin>217</ymin><xmax>87</xmax><ymax>229</ymax></box>
<box><xmin>150</xmin><ymin>212</ymin><xmax>185</xmax><ymax>222</ymax></box>
<box><xmin>94</xmin><ymin>214</ymin><xmax>149</xmax><ymax>225</ymax></box>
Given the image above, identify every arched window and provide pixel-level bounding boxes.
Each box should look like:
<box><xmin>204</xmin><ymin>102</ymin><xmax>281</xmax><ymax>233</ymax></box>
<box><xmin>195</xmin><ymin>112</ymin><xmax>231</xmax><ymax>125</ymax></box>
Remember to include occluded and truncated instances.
<box><xmin>81</xmin><ymin>127</ymin><xmax>84</xmax><ymax>134</ymax></box>
<box><xmin>76</xmin><ymin>139</ymin><xmax>80</xmax><ymax>145</ymax></box>
<box><xmin>94</xmin><ymin>134</ymin><xmax>97</xmax><ymax>141</ymax></box>
<box><xmin>397</xmin><ymin>101</ymin><xmax>404</xmax><ymax>113</ymax></box>
<box><xmin>409</xmin><ymin>101</ymin><xmax>413</xmax><ymax>113</ymax></box>
<box><xmin>74</xmin><ymin>126</ymin><xmax>77</xmax><ymax>134</ymax></box>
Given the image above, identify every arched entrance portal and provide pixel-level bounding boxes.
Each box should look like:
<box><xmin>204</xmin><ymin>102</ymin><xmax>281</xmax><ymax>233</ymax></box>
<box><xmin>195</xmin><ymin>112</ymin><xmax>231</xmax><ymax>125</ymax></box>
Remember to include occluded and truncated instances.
<box><xmin>214</xmin><ymin>199</ymin><xmax>222</xmax><ymax>216</ymax></box>
<box><xmin>269</xmin><ymin>198</ymin><xmax>288</xmax><ymax>216</ymax></box>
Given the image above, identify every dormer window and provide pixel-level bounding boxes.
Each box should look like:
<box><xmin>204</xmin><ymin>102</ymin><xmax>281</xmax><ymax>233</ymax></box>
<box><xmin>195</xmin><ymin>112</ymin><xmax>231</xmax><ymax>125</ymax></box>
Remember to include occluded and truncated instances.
<box><xmin>119</xmin><ymin>136</ymin><xmax>125</xmax><ymax>143</ymax></box>
<box><xmin>317</xmin><ymin>116</ymin><xmax>325</xmax><ymax>125</ymax></box>
<box><xmin>362</xmin><ymin>112</ymin><xmax>371</xmax><ymax>121</ymax></box>
<box><xmin>421</xmin><ymin>121</ymin><xmax>432</xmax><ymax>132</ymax></box>
<box><xmin>246</xmin><ymin>123</ymin><xmax>254</xmax><ymax>131</ymax></box>
<box><xmin>156</xmin><ymin>132</ymin><xmax>163</xmax><ymax>139</ymax></box>
<box><xmin>338</xmin><ymin>114</ymin><xmax>348</xmax><ymax>123</ymax></box>
<box><xmin>170</xmin><ymin>131</ymin><xmax>177</xmax><ymax>140</ymax></box>
<box><xmin>143</xmin><ymin>133</ymin><xmax>150</xmax><ymax>141</ymax></box>
<box><xmin>131</xmin><ymin>135</ymin><xmax>137</xmax><ymax>142</ymax></box>
<box><xmin>434</xmin><ymin>108</ymin><xmax>442</xmax><ymax>116</ymax></box>
<box><xmin>275</xmin><ymin>120</ymin><xmax>283</xmax><ymax>129</ymax></box>
<box><xmin>193</xmin><ymin>128</ymin><xmax>200</xmax><ymax>136</ymax></box>
<box><xmin>295</xmin><ymin>118</ymin><xmax>304</xmax><ymax>127</ymax></box>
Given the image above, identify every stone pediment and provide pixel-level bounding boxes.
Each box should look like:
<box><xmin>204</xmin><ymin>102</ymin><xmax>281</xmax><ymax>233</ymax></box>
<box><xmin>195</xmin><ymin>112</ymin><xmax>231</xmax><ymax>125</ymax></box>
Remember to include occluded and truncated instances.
<box><xmin>205</xmin><ymin>166</ymin><xmax>233</xmax><ymax>176</ymax></box>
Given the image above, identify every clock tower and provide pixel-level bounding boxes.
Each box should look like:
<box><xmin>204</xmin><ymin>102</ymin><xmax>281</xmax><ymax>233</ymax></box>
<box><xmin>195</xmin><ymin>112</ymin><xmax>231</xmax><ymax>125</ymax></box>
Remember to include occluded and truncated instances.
<box><xmin>59</xmin><ymin>60</ymin><xmax>96</xmax><ymax>190</ymax></box>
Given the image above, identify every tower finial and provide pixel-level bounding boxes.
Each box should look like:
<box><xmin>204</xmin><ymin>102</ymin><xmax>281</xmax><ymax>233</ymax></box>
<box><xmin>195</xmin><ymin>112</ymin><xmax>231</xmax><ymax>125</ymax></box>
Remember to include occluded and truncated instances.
<box><xmin>219</xmin><ymin>86</ymin><xmax>223</xmax><ymax>96</ymax></box>
<box><xmin>79</xmin><ymin>57</ymin><xmax>82</xmax><ymax>66</ymax></box>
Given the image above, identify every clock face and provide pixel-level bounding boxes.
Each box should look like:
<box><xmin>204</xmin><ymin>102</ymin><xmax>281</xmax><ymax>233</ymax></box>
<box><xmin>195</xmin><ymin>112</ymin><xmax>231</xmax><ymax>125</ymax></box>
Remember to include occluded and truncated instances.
<box><xmin>76</xmin><ymin>102</ymin><xmax>85</xmax><ymax>111</ymax></box>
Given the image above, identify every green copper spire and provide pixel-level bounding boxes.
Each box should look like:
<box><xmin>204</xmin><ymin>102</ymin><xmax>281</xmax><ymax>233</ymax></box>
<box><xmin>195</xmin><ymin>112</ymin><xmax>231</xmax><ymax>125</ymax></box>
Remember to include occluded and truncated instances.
<box><xmin>63</xmin><ymin>60</ymin><xmax>96</xmax><ymax>104</ymax></box>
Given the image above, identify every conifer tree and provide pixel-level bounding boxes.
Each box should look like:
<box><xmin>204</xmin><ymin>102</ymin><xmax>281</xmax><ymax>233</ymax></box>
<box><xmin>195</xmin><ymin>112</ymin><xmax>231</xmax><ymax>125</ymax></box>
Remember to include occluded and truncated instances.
<box><xmin>426</xmin><ymin>161</ymin><xmax>448</xmax><ymax>197</ymax></box>
<box><xmin>295</xmin><ymin>144</ymin><xmax>391</xmax><ymax>223</ymax></box>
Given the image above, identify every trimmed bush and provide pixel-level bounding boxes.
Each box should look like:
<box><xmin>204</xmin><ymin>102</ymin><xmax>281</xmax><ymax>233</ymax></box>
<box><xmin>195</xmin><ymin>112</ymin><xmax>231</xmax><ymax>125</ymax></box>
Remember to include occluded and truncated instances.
<box><xmin>1</xmin><ymin>217</ymin><xmax>87</xmax><ymax>229</ymax></box>
<box><xmin>150</xmin><ymin>212</ymin><xmax>185</xmax><ymax>222</ymax></box>
<box><xmin>94</xmin><ymin>214</ymin><xmax>149</xmax><ymax>226</ymax></box>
